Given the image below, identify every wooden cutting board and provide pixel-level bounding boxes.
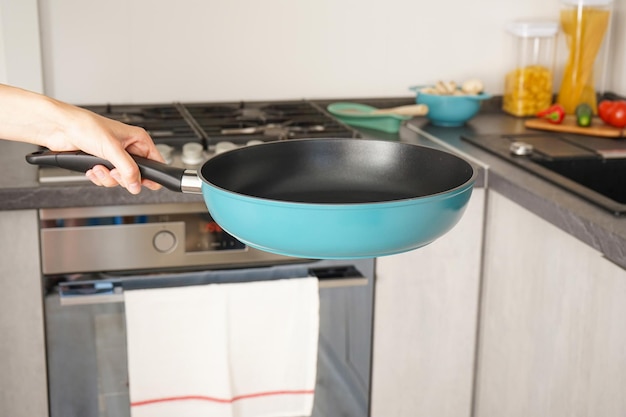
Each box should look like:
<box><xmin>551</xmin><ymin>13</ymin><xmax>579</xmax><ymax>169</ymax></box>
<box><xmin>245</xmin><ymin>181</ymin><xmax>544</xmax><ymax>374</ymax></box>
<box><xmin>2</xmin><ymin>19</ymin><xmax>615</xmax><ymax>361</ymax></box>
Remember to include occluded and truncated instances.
<box><xmin>525</xmin><ymin>115</ymin><xmax>626</xmax><ymax>138</ymax></box>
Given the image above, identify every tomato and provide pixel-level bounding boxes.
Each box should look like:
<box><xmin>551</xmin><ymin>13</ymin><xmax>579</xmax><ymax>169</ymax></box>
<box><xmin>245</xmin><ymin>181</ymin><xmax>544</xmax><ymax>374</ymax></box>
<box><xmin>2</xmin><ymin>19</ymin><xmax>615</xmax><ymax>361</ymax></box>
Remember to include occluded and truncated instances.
<box><xmin>598</xmin><ymin>100</ymin><xmax>626</xmax><ymax>128</ymax></box>
<box><xmin>598</xmin><ymin>100</ymin><xmax>615</xmax><ymax>123</ymax></box>
<box><xmin>609</xmin><ymin>102</ymin><xmax>626</xmax><ymax>128</ymax></box>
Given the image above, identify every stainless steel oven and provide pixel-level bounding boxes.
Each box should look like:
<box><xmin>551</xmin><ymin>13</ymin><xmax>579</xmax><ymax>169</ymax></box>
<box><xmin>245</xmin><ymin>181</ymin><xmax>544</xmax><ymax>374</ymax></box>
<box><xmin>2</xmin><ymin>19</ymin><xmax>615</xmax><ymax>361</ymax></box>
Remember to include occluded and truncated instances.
<box><xmin>40</xmin><ymin>203</ymin><xmax>375</xmax><ymax>417</ymax></box>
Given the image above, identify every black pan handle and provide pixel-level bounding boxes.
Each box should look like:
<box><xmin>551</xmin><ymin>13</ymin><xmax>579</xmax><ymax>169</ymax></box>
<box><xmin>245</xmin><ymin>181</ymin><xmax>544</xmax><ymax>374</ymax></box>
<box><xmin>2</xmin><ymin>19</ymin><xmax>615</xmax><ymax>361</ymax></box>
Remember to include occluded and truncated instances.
<box><xmin>25</xmin><ymin>150</ymin><xmax>196</xmax><ymax>193</ymax></box>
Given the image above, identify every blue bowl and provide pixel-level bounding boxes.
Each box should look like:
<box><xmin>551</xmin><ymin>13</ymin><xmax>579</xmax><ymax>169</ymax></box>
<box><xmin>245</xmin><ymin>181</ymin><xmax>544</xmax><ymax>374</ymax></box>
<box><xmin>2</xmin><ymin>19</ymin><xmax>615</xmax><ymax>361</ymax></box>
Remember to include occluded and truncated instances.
<box><xmin>410</xmin><ymin>86</ymin><xmax>492</xmax><ymax>127</ymax></box>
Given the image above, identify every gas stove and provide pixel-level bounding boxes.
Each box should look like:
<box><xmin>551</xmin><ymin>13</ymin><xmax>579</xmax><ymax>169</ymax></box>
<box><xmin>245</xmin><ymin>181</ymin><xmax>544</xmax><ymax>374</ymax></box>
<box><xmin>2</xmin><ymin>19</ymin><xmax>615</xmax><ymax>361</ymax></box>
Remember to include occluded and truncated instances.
<box><xmin>185</xmin><ymin>101</ymin><xmax>354</xmax><ymax>143</ymax></box>
<box><xmin>38</xmin><ymin>99</ymin><xmax>363</xmax><ymax>183</ymax></box>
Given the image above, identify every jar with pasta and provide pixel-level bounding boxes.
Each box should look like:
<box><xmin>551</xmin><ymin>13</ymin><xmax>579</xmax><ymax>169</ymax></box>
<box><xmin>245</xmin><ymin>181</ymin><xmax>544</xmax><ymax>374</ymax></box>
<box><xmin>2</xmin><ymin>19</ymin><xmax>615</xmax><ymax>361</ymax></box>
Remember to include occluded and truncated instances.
<box><xmin>503</xmin><ymin>21</ymin><xmax>559</xmax><ymax>117</ymax></box>
<box><xmin>557</xmin><ymin>0</ymin><xmax>613</xmax><ymax>115</ymax></box>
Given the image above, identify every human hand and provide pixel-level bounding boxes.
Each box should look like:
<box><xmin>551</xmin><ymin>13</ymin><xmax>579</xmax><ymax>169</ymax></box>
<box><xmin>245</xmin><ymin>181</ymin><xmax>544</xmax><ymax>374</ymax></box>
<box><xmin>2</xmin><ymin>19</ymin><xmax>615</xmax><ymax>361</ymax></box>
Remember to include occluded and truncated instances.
<box><xmin>0</xmin><ymin>84</ymin><xmax>164</xmax><ymax>194</ymax></box>
<box><xmin>44</xmin><ymin>102</ymin><xmax>165</xmax><ymax>194</ymax></box>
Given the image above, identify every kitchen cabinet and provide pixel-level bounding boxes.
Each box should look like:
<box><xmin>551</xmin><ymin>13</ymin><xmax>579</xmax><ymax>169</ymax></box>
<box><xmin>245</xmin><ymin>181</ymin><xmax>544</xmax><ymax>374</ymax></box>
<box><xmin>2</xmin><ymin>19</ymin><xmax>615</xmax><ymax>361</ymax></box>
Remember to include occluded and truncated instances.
<box><xmin>0</xmin><ymin>210</ymin><xmax>48</xmax><ymax>417</ymax></box>
<box><xmin>475</xmin><ymin>190</ymin><xmax>626</xmax><ymax>417</ymax></box>
<box><xmin>371</xmin><ymin>188</ymin><xmax>485</xmax><ymax>417</ymax></box>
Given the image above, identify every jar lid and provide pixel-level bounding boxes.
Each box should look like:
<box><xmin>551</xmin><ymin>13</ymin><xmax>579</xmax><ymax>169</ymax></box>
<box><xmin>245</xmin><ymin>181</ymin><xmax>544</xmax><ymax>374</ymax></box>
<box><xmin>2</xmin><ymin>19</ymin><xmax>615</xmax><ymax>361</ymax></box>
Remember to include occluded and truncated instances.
<box><xmin>506</xmin><ymin>21</ymin><xmax>559</xmax><ymax>38</ymax></box>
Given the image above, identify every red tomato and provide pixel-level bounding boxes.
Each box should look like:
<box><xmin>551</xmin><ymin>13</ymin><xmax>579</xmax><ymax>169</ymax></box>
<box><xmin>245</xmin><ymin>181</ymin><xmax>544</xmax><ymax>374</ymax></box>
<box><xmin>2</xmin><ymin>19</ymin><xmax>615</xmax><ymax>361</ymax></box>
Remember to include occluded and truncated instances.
<box><xmin>598</xmin><ymin>100</ymin><xmax>626</xmax><ymax>128</ymax></box>
<box><xmin>598</xmin><ymin>100</ymin><xmax>615</xmax><ymax>123</ymax></box>
<box><xmin>609</xmin><ymin>101</ymin><xmax>626</xmax><ymax>128</ymax></box>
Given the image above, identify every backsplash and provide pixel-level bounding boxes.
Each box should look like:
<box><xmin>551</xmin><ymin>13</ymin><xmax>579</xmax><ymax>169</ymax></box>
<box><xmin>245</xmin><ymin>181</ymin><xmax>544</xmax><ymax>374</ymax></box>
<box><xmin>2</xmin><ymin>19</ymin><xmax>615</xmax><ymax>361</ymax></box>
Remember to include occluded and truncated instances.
<box><xmin>32</xmin><ymin>0</ymin><xmax>625</xmax><ymax>104</ymax></box>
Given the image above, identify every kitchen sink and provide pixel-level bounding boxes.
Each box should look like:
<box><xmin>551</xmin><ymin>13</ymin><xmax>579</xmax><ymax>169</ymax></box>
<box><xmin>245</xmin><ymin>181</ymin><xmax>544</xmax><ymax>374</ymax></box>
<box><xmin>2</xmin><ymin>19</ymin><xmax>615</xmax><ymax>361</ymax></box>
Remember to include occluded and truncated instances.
<box><xmin>462</xmin><ymin>133</ymin><xmax>626</xmax><ymax>216</ymax></box>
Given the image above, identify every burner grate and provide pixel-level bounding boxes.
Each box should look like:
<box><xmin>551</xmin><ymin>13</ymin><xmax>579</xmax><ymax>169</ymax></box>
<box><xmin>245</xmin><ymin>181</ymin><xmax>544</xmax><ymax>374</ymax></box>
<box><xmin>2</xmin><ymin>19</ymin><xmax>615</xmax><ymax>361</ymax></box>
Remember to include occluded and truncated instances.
<box><xmin>82</xmin><ymin>100</ymin><xmax>359</xmax><ymax>149</ymax></box>
<box><xmin>83</xmin><ymin>103</ymin><xmax>204</xmax><ymax>147</ymax></box>
<box><xmin>39</xmin><ymin>99</ymin><xmax>364</xmax><ymax>183</ymax></box>
<box><xmin>183</xmin><ymin>101</ymin><xmax>358</xmax><ymax>144</ymax></box>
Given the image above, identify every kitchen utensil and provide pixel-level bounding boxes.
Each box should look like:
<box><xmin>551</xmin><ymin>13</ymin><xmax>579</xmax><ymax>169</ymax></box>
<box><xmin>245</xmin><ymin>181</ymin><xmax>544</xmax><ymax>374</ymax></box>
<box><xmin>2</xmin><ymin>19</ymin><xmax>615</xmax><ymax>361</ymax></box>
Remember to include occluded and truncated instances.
<box><xmin>409</xmin><ymin>86</ymin><xmax>492</xmax><ymax>127</ymax></box>
<box><xmin>327</xmin><ymin>103</ymin><xmax>427</xmax><ymax>133</ymax></box>
<box><xmin>525</xmin><ymin>115</ymin><xmax>625</xmax><ymax>138</ymax></box>
<box><xmin>329</xmin><ymin>103</ymin><xmax>428</xmax><ymax>117</ymax></box>
<box><xmin>26</xmin><ymin>138</ymin><xmax>476</xmax><ymax>259</ymax></box>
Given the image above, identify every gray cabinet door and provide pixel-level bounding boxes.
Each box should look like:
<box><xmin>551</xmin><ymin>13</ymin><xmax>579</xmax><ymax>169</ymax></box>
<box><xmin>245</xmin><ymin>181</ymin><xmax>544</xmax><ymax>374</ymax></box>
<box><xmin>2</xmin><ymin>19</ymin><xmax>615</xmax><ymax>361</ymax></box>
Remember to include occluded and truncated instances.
<box><xmin>0</xmin><ymin>210</ymin><xmax>48</xmax><ymax>417</ymax></box>
<box><xmin>476</xmin><ymin>190</ymin><xmax>626</xmax><ymax>417</ymax></box>
<box><xmin>372</xmin><ymin>188</ymin><xmax>485</xmax><ymax>417</ymax></box>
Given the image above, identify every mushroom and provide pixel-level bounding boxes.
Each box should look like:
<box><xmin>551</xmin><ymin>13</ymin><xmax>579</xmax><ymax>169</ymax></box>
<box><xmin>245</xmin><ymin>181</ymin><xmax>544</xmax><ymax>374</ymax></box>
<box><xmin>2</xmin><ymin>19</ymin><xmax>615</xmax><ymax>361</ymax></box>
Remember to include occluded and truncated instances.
<box><xmin>461</xmin><ymin>79</ymin><xmax>484</xmax><ymax>95</ymax></box>
<box><xmin>420</xmin><ymin>79</ymin><xmax>485</xmax><ymax>96</ymax></box>
<box><xmin>435</xmin><ymin>81</ymin><xmax>449</xmax><ymax>95</ymax></box>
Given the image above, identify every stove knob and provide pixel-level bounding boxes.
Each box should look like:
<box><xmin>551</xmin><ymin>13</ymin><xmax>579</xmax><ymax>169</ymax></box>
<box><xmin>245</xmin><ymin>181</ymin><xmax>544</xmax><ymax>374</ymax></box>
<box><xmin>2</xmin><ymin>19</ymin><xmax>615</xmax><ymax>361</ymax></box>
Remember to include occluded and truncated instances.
<box><xmin>182</xmin><ymin>142</ymin><xmax>205</xmax><ymax>165</ymax></box>
<box><xmin>153</xmin><ymin>230</ymin><xmax>177</xmax><ymax>253</ymax></box>
<box><xmin>156</xmin><ymin>144</ymin><xmax>173</xmax><ymax>164</ymax></box>
<box><xmin>215</xmin><ymin>141</ymin><xmax>238</xmax><ymax>154</ymax></box>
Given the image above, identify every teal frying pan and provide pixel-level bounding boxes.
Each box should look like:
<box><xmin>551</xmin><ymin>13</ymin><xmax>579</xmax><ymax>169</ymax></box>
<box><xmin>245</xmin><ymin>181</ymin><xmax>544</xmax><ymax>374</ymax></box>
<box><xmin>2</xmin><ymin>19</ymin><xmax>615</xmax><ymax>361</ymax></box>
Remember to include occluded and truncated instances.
<box><xmin>26</xmin><ymin>138</ymin><xmax>476</xmax><ymax>259</ymax></box>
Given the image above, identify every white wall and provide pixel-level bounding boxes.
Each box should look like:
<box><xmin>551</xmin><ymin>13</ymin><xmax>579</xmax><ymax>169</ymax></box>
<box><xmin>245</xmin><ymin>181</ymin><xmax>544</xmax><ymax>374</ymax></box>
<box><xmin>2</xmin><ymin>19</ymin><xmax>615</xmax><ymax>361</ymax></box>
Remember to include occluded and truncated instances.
<box><xmin>36</xmin><ymin>0</ymin><xmax>623</xmax><ymax>104</ymax></box>
<box><xmin>0</xmin><ymin>0</ymin><xmax>43</xmax><ymax>92</ymax></box>
<box><xmin>609</xmin><ymin>0</ymin><xmax>626</xmax><ymax>94</ymax></box>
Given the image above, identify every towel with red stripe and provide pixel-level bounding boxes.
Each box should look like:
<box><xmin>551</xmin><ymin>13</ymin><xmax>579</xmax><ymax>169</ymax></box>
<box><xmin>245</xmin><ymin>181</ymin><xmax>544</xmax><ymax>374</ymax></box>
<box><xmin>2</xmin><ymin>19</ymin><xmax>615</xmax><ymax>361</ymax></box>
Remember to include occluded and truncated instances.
<box><xmin>124</xmin><ymin>277</ymin><xmax>320</xmax><ymax>417</ymax></box>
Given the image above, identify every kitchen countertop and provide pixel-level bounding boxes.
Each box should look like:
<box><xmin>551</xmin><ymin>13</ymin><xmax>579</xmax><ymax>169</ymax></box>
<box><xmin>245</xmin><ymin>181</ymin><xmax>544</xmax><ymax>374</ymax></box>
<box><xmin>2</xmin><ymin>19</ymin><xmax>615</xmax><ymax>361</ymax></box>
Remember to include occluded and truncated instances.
<box><xmin>404</xmin><ymin>113</ymin><xmax>626</xmax><ymax>270</ymax></box>
<box><xmin>2</xmin><ymin>107</ymin><xmax>625</xmax><ymax>269</ymax></box>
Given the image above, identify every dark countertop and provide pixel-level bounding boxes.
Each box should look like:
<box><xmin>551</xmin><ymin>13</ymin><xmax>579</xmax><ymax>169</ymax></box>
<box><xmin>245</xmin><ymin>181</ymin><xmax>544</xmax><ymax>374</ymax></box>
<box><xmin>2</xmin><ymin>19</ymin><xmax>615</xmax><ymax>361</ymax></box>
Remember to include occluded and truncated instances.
<box><xmin>403</xmin><ymin>113</ymin><xmax>626</xmax><ymax>270</ymax></box>
<box><xmin>2</xmin><ymin>107</ymin><xmax>625</xmax><ymax>269</ymax></box>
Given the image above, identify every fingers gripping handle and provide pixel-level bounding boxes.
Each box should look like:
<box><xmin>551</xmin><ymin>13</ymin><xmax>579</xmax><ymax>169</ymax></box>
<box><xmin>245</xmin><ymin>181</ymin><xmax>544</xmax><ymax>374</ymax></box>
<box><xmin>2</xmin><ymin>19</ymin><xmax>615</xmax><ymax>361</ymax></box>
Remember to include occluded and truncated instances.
<box><xmin>25</xmin><ymin>150</ymin><xmax>200</xmax><ymax>193</ymax></box>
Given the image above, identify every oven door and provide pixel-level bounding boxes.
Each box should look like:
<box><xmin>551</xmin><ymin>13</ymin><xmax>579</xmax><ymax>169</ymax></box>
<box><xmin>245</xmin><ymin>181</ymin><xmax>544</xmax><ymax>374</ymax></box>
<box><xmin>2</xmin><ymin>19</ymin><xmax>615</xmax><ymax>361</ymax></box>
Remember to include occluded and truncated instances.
<box><xmin>43</xmin><ymin>258</ymin><xmax>375</xmax><ymax>417</ymax></box>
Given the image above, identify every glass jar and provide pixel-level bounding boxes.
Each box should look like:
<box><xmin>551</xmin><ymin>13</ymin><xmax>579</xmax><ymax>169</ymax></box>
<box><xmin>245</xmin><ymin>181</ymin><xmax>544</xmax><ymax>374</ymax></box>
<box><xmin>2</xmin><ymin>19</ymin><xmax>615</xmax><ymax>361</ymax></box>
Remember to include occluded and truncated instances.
<box><xmin>557</xmin><ymin>0</ymin><xmax>613</xmax><ymax>114</ymax></box>
<box><xmin>502</xmin><ymin>21</ymin><xmax>559</xmax><ymax>117</ymax></box>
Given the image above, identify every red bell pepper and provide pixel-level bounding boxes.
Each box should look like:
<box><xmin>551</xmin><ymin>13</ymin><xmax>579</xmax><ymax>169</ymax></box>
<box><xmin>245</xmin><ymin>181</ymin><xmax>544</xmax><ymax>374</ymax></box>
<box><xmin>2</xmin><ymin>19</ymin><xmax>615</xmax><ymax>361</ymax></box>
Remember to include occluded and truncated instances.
<box><xmin>537</xmin><ymin>104</ymin><xmax>566</xmax><ymax>124</ymax></box>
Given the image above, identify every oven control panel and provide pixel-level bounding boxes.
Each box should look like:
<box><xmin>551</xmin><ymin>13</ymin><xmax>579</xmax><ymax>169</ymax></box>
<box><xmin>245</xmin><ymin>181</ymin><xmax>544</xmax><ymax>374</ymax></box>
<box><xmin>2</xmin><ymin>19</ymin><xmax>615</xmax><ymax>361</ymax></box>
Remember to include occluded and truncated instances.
<box><xmin>39</xmin><ymin>203</ymin><xmax>296</xmax><ymax>275</ymax></box>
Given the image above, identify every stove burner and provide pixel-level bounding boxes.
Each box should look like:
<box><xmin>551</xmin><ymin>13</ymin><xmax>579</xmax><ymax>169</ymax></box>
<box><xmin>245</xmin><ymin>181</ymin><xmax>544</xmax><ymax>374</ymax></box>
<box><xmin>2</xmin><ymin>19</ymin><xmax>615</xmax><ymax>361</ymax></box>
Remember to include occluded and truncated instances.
<box><xmin>102</xmin><ymin>104</ymin><xmax>183</xmax><ymax>122</ymax></box>
<box><xmin>88</xmin><ymin>104</ymin><xmax>204</xmax><ymax>147</ymax></box>
<box><xmin>185</xmin><ymin>101</ymin><xmax>358</xmax><ymax>143</ymax></box>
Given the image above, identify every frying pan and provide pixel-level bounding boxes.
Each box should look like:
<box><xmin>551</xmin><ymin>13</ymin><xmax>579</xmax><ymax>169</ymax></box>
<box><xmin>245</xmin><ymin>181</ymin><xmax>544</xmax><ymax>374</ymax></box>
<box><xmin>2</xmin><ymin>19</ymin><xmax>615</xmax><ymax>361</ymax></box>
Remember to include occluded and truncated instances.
<box><xmin>26</xmin><ymin>138</ymin><xmax>476</xmax><ymax>259</ymax></box>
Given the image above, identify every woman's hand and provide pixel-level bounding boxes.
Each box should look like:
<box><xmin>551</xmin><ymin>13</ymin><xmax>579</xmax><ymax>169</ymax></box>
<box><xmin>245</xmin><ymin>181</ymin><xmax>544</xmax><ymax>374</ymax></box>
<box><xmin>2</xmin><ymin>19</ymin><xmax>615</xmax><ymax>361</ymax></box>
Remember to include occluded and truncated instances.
<box><xmin>0</xmin><ymin>84</ymin><xmax>164</xmax><ymax>194</ymax></box>
<box><xmin>47</xmin><ymin>102</ymin><xmax>165</xmax><ymax>194</ymax></box>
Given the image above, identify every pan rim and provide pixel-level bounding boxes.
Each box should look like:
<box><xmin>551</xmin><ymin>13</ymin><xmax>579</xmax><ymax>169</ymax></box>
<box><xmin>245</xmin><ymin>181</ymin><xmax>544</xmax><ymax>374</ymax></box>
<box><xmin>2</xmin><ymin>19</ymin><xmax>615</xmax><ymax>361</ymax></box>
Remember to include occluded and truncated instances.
<box><xmin>198</xmin><ymin>137</ymin><xmax>477</xmax><ymax>207</ymax></box>
<box><xmin>203</xmin><ymin>176</ymin><xmax>476</xmax><ymax>209</ymax></box>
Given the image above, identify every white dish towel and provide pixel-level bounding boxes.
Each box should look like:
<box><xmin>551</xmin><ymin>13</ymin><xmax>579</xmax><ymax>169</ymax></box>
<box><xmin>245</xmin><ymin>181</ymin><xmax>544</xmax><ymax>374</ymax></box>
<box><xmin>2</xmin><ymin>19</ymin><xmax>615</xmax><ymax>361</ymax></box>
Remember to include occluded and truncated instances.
<box><xmin>124</xmin><ymin>277</ymin><xmax>320</xmax><ymax>417</ymax></box>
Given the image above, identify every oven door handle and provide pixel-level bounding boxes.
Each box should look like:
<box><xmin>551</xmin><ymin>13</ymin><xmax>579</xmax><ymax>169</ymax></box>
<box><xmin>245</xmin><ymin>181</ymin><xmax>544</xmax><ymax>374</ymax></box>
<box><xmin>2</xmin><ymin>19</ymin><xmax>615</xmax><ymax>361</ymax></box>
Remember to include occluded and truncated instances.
<box><xmin>58</xmin><ymin>280</ymin><xmax>125</xmax><ymax>305</ymax></box>
<box><xmin>56</xmin><ymin>265</ymin><xmax>367</xmax><ymax>306</ymax></box>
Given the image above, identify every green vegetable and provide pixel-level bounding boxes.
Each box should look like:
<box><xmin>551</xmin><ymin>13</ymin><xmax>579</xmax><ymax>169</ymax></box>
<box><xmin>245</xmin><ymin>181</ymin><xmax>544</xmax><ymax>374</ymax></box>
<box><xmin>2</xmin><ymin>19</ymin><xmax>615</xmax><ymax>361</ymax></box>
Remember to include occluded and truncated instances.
<box><xmin>575</xmin><ymin>103</ymin><xmax>593</xmax><ymax>127</ymax></box>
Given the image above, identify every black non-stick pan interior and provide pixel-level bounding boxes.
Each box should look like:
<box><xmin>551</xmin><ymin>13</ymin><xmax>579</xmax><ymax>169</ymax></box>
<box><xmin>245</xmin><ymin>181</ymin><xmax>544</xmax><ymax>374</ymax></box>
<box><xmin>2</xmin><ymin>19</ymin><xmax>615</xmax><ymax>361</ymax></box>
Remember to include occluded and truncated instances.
<box><xmin>201</xmin><ymin>139</ymin><xmax>474</xmax><ymax>204</ymax></box>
